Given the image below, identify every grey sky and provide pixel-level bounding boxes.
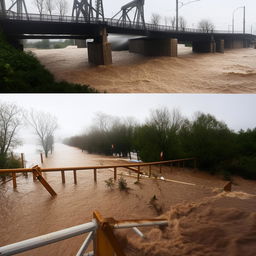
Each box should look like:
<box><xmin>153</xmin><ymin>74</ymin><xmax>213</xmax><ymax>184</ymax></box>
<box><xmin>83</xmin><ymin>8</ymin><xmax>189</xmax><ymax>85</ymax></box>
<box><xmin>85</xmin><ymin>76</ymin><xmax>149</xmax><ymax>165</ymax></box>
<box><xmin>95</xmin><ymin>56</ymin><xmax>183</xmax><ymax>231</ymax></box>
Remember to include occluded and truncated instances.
<box><xmin>5</xmin><ymin>0</ymin><xmax>255</xmax><ymax>32</ymax></box>
<box><xmin>1</xmin><ymin>94</ymin><xmax>256</xmax><ymax>139</ymax></box>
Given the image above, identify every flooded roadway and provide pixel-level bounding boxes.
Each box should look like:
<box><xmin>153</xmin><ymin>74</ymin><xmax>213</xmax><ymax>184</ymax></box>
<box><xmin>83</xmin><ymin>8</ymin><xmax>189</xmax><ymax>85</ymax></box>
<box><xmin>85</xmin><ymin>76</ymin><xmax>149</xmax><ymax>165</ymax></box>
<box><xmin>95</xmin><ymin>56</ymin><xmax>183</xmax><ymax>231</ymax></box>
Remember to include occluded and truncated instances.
<box><xmin>1</xmin><ymin>143</ymin><xmax>256</xmax><ymax>256</ymax></box>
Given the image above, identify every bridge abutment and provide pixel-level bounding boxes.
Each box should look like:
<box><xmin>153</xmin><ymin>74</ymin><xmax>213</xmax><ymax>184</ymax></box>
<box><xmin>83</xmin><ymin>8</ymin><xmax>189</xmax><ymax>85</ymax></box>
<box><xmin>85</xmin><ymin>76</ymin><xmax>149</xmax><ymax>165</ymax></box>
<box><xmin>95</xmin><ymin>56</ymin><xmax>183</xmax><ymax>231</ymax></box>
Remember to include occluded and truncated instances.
<box><xmin>129</xmin><ymin>38</ymin><xmax>178</xmax><ymax>57</ymax></box>
<box><xmin>87</xmin><ymin>29</ymin><xmax>112</xmax><ymax>65</ymax></box>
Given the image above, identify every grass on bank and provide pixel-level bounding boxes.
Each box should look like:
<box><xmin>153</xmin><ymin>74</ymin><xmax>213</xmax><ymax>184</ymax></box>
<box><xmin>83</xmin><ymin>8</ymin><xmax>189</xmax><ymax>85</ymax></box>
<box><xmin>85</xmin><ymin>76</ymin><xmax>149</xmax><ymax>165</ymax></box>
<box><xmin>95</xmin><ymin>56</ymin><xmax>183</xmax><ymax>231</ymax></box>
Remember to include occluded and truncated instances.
<box><xmin>0</xmin><ymin>32</ymin><xmax>98</xmax><ymax>93</ymax></box>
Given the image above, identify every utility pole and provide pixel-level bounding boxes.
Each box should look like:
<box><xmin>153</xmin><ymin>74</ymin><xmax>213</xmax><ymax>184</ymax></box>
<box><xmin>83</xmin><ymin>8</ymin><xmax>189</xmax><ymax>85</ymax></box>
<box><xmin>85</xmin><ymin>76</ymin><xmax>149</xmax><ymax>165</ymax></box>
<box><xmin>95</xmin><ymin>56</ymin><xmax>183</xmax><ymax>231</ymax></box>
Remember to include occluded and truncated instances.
<box><xmin>243</xmin><ymin>6</ymin><xmax>245</xmax><ymax>34</ymax></box>
<box><xmin>176</xmin><ymin>0</ymin><xmax>178</xmax><ymax>31</ymax></box>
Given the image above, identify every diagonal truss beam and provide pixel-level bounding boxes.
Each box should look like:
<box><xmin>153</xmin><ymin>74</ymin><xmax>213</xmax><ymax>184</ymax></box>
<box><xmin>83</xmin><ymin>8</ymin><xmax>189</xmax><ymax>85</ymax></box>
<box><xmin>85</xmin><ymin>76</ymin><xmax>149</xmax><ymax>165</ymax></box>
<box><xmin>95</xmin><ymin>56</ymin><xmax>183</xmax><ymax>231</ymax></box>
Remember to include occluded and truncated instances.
<box><xmin>112</xmin><ymin>0</ymin><xmax>146</xmax><ymax>29</ymax></box>
<box><xmin>72</xmin><ymin>0</ymin><xmax>104</xmax><ymax>22</ymax></box>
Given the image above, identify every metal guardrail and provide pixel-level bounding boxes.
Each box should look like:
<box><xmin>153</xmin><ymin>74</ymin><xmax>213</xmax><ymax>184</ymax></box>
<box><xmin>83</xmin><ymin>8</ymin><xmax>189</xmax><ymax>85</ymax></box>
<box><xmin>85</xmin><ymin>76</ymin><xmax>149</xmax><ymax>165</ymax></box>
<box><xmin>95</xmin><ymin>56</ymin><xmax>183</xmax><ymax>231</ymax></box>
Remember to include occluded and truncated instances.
<box><xmin>0</xmin><ymin>211</ymin><xmax>168</xmax><ymax>256</ymax></box>
<box><xmin>0</xmin><ymin>12</ymin><xmax>249</xmax><ymax>35</ymax></box>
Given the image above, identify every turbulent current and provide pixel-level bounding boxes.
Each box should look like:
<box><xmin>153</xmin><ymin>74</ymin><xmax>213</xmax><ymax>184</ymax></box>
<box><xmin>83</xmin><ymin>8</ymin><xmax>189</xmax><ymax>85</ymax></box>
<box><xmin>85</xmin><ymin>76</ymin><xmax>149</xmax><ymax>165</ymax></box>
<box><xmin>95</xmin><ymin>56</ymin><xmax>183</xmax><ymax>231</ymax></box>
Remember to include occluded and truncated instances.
<box><xmin>31</xmin><ymin>45</ymin><xmax>256</xmax><ymax>93</ymax></box>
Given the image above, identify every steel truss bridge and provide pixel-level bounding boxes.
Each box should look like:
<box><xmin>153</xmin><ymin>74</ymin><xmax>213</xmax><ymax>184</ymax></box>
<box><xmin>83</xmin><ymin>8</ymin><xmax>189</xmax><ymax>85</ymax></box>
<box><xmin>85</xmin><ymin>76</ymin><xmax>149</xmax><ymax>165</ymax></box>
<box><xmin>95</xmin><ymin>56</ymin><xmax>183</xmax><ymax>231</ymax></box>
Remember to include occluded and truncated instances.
<box><xmin>0</xmin><ymin>0</ymin><xmax>255</xmax><ymax>41</ymax></box>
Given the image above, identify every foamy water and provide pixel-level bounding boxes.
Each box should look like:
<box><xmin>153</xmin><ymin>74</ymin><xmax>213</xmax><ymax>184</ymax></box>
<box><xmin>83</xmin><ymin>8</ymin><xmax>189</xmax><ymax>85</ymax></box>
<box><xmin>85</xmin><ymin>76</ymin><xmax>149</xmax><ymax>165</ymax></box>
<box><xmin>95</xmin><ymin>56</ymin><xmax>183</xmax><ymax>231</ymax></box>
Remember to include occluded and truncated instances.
<box><xmin>31</xmin><ymin>46</ymin><xmax>256</xmax><ymax>93</ymax></box>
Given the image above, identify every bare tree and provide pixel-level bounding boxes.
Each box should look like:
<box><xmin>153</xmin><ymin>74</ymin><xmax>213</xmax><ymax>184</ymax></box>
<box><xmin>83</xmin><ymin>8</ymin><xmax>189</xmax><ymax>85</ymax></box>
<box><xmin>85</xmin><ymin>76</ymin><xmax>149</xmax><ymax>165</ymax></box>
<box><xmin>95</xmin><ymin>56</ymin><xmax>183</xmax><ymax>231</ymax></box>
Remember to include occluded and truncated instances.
<box><xmin>56</xmin><ymin>0</ymin><xmax>68</xmax><ymax>19</ymax></box>
<box><xmin>198</xmin><ymin>19</ymin><xmax>215</xmax><ymax>33</ymax></box>
<box><xmin>179</xmin><ymin>16</ymin><xmax>187</xmax><ymax>31</ymax></box>
<box><xmin>45</xmin><ymin>0</ymin><xmax>55</xmax><ymax>17</ymax></box>
<box><xmin>28</xmin><ymin>111</ymin><xmax>58</xmax><ymax>158</ymax></box>
<box><xmin>0</xmin><ymin>102</ymin><xmax>22</xmax><ymax>166</ymax></box>
<box><xmin>151</xmin><ymin>13</ymin><xmax>161</xmax><ymax>26</ymax></box>
<box><xmin>148</xmin><ymin>108</ymin><xmax>183</xmax><ymax>134</ymax></box>
<box><xmin>33</xmin><ymin>0</ymin><xmax>45</xmax><ymax>18</ymax></box>
<box><xmin>170</xmin><ymin>16</ymin><xmax>176</xmax><ymax>30</ymax></box>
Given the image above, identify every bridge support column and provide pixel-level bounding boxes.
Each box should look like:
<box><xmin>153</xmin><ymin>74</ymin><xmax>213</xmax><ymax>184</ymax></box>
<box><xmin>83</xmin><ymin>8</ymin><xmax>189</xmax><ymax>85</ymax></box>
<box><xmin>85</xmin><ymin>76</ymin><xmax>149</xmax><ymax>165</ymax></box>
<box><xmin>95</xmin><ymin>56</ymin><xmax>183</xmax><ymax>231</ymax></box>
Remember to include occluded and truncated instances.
<box><xmin>75</xmin><ymin>40</ymin><xmax>86</xmax><ymax>48</ymax></box>
<box><xmin>243</xmin><ymin>40</ymin><xmax>250</xmax><ymax>48</ymax></box>
<box><xmin>129</xmin><ymin>38</ymin><xmax>178</xmax><ymax>57</ymax></box>
<box><xmin>225</xmin><ymin>39</ymin><xmax>245</xmax><ymax>49</ymax></box>
<box><xmin>87</xmin><ymin>28</ymin><xmax>112</xmax><ymax>65</ymax></box>
<box><xmin>192</xmin><ymin>40</ymin><xmax>216</xmax><ymax>53</ymax></box>
<box><xmin>216</xmin><ymin>39</ymin><xmax>224</xmax><ymax>53</ymax></box>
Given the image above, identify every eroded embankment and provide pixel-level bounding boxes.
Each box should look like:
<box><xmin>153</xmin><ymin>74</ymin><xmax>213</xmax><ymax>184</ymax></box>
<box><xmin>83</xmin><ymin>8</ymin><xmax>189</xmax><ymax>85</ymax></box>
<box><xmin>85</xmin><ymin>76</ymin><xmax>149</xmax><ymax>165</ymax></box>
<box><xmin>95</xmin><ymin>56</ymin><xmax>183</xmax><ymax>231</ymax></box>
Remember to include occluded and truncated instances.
<box><xmin>117</xmin><ymin>191</ymin><xmax>256</xmax><ymax>256</ymax></box>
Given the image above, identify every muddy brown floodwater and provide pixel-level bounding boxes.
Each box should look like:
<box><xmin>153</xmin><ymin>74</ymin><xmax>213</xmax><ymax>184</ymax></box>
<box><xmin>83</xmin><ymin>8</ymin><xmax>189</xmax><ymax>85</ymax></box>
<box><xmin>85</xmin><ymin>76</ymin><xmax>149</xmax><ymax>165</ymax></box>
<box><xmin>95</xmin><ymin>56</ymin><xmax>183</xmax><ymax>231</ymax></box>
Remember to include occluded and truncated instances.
<box><xmin>30</xmin><ymin>45</ymin><xmax>256</xmax><ymax>93</ymax></box>
<box><xmin>1</xmin><ymin>143</ymin><xmax>256</xmax><ymax>255</ymax></box>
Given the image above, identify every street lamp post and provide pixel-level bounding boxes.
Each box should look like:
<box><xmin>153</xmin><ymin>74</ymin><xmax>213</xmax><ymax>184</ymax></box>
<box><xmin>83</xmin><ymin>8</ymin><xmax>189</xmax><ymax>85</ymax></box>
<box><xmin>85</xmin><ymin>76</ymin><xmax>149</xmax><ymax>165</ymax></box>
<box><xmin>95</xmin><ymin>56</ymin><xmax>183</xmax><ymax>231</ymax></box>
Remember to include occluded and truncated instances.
<box><xmin>176</xmin><ymin>0</ymin><xmax>200</xmax><ymax>31</ymax></box>
<box><xmin>232</xmin><ymin>6</ymin><xmax>245</xmax><ymax>34</ymax></box>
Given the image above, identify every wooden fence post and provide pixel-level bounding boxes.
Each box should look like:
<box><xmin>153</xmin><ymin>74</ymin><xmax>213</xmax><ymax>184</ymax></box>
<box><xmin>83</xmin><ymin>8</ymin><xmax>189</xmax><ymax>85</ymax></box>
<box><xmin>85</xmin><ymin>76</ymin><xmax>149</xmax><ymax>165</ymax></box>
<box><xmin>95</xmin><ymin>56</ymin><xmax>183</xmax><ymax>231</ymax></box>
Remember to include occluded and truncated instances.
<box><xmin>73</xmin><ymin>170</ymin><xmax>77</xmax><ymax>184</ymax></box>
<box><xmin>33</xmin><ymin>166</ymin><xmax>57</xmax><ymax>197</ymax></box>
<box><xmin>149</xmin><ymin>165</ymin><xmax>152</xmax><ymax>177</ymax></box>
<box><xmin>159</xmin><ymin>164</ymin><xmax>162</xmax><ymax>173</ymax></box>
<box><xmin>40</xmin><ymin>153</ymin><xmax>43</xmax><ymax>164</ymax></box>
<box><xmin>12</xmin><ymin>172</ymin><xmax>17</xmax><ymax>189</ymax></box>
<box><xmin>94</xmin><ymin>168</ymin><xmax>97</xmax><ymax>183</ymax></box>
<box><xmin>61</xmin><ymin>170</ymin><xmax>65</xmax><ymax>184</ymax></box>
<box><xmin>114</xmin><ymin>167</ymin><xmax>117</xmax><ymax>180</ymax></box>
<box><xmin>137</xmin><ymin>166</ymin><xmax>140</xmax><ymax>182</ymax></box>
<box><xmin>21</xmin><ymin>153</ymin><xmax>24</xmax><ymax>168</ymax></box>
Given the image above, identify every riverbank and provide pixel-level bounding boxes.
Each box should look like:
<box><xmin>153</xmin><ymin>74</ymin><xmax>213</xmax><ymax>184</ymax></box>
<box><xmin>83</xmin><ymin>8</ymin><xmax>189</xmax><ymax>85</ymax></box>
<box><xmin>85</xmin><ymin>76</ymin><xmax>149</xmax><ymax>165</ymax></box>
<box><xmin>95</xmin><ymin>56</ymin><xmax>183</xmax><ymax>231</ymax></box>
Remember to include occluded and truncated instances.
<box><xmin>0</xmin><ymin>143</ymin><xmax>256</xmax><ymax>255</ymax></box>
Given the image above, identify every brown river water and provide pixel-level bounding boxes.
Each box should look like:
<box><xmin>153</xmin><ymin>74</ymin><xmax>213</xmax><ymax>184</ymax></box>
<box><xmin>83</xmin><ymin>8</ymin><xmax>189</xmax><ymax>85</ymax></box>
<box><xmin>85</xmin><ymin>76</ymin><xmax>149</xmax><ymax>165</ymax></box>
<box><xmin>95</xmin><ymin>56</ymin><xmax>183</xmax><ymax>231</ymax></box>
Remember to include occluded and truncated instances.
<box><xmin>0</xmin><ymin>143</ymin><xmax>256</xmax><ymax>255</ymax></box>
<box><xmin>31</xmin><ymin>45</ymin><xmax>256</xmax><ymax>93</ymax></box>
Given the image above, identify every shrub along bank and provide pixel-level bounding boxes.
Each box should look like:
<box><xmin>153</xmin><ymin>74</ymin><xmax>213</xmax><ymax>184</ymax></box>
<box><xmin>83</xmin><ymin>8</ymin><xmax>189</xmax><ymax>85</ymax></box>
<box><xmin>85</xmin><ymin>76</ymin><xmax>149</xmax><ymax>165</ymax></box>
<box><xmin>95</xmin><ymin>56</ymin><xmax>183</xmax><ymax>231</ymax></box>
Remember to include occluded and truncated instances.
<box><xmin>65</xmin><ymin>109</ymin><xmax>256</xmax><ymax>180</ymax></box>
<box><xmin>0</xmin><ymin>32</ymin><xmax>98</xmax><ymax>93</ymax></box>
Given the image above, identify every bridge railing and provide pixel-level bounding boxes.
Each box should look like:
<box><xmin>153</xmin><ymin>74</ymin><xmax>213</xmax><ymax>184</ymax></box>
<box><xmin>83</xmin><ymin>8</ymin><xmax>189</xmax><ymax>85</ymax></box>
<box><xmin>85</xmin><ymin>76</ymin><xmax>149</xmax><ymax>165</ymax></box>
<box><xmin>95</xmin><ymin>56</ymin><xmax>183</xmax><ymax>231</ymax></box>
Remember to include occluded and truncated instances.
<box><xmin>0</xmin><ymin>210</ymin><xmax>168</xmax><ymax>256</ymax></box>
<box><xmin>0</xmin><ymin>11</ymin><xmax>248</xmax><ymax>35</ymax></box>
<box><xmin>0</xmin><ymin>158</ymin><xmax>196</xmax><ymax>196</ymax></box>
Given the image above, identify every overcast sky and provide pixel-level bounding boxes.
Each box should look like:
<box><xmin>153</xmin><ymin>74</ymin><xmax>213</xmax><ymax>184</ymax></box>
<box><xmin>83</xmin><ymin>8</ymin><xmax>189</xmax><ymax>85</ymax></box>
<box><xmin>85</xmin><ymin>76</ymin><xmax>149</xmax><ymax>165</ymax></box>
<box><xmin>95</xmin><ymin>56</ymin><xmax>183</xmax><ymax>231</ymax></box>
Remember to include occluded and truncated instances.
<box><xmin>5</xmin><ymin>0</ymin><xmax>255</xmax><ymax>32</ymax></box>
<box><xmin>1</xmin><ymin>94</ymin><xmax>256</xmax><ymax>141</ymax></box>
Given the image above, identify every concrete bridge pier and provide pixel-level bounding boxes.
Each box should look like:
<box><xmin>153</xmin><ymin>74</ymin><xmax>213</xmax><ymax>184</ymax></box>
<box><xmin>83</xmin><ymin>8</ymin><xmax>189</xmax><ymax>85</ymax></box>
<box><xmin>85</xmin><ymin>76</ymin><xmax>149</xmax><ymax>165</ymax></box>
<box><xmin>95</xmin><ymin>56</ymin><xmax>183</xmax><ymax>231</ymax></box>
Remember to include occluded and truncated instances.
<box><xmin>75</xmin><ymin>40</ymin><xmax>86</xmax><ymax>48</ymax></box>
<box><xmin>224</xmin><ymin>39</ymin><xmax>250</xmax><ymax>49</ymax></box>
<box><xmin>192</xmin><ymin>39</ymin><xmax>216</xmax><ymax>53</ymax></box>
<box><xmin>216</xmin><ymin>39</ymin><xmax>225</xmax><ymax>53</ymax></box>
<box><xmin>129</xmin><ymin>38</ymin><xmax>178</xmax><ymax>57</ymax></box>
<box><xmin>87</xmin><ymin>28</ymin><xmax>112</xmax><ymax>65</ymax></box>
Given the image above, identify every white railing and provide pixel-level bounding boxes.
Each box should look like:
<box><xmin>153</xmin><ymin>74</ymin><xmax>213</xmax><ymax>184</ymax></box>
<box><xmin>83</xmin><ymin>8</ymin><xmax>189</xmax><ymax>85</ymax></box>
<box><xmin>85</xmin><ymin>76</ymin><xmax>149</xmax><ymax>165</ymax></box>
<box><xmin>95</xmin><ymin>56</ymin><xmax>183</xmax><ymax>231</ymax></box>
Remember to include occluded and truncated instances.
<box><xmin>0</xmin><ymin>213</ymin><xmax>168</xmax><ymax>256</ymax></box>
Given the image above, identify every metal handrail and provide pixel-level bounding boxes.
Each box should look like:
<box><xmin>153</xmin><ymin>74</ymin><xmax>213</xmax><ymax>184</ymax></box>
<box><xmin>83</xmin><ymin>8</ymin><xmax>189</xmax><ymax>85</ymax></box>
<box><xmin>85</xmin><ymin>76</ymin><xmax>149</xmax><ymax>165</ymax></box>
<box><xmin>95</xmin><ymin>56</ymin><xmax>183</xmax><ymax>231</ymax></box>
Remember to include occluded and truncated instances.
<box><xmin>0</xmin><ymin>221</ymin><xmax>97</xmax><ymax>256</ymax></box>
<box><xmin>0</xmin><ymin>12</ymin><xmax>251</xmax><ymax>35</ymax></box>
<box><xmin>0</xmin><ymin>215</ymin><xmax>168</xmax><ymax>256</ymax></box>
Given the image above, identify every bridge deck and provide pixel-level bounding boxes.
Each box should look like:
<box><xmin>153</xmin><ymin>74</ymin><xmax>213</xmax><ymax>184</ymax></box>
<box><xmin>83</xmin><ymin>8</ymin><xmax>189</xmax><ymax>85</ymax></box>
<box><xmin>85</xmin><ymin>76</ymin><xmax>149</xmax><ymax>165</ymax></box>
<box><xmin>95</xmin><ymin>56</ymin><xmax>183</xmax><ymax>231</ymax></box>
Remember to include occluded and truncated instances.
<box><xmin>1</xmin><ymin>13</ymin><xmax>255</xmax><ymax>41</ymax></box>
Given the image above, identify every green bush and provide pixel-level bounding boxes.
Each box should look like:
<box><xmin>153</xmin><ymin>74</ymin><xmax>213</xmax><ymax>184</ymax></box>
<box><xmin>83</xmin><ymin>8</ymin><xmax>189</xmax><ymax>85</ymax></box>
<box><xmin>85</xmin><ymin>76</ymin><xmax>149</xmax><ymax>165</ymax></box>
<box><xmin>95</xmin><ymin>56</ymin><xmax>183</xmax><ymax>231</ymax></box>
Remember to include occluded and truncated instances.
<box><xmin>118</xmin><ymin>175</ymin><xmax>128</xmax><ymax>191</ymax></box>
<box><xmin>0</xmin><ymin>32</ymin><xmax>98</xmax><ymax>93</ymax></box>
<box><xmin>105</xmin><ymin>178</ymin><xmax>115</xmax><ymax>190</ymax></box>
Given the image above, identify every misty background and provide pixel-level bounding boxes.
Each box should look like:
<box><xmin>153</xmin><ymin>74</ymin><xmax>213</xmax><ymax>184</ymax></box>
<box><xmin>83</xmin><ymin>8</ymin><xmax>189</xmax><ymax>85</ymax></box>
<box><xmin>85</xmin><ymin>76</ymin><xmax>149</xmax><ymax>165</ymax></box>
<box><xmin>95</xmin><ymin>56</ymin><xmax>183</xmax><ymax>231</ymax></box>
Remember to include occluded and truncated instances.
<box><xmin>1</xmin><ymin>94</ymin><xmax>256</xmax><ymax>142</ymax></box>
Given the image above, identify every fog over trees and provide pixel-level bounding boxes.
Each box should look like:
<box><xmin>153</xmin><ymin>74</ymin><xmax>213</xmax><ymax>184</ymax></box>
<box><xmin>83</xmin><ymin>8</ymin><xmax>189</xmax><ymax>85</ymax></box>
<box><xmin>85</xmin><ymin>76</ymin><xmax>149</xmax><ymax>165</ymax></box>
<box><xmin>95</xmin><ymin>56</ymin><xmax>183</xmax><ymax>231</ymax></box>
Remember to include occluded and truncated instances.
<box><xmin>28</xmin><ymin>111</ymin><xmax>58</xmax><ymax>158</ymax></box>
<box><xmin>65</xmin><ymin>107</ymin><xmax>256</xmax><ymax>180</ymax></box>
<box><xmin>0</xmin><ymin>101</ymin><xmax>59</xmax><ymax>170</ymax></box>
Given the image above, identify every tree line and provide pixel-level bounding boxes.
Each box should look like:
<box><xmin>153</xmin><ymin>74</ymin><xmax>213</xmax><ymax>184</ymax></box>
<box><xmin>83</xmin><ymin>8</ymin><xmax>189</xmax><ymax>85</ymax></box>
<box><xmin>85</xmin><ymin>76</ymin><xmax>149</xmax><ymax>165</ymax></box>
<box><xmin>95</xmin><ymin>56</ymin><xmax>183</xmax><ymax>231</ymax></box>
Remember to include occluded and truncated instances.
<box><xmin>0</xmin><ymin>101</ymin><xmax>58</xmax><ymax>170</ymax></box>
<box><xmin>65</xmin><ymin>108</ymin><xmax>256</xmax><ymax>180</ymax></box>
<box><xmin>151</xmin><ymin>13</ymin><xmax>214</xmax><ymax>32</ymax></box>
